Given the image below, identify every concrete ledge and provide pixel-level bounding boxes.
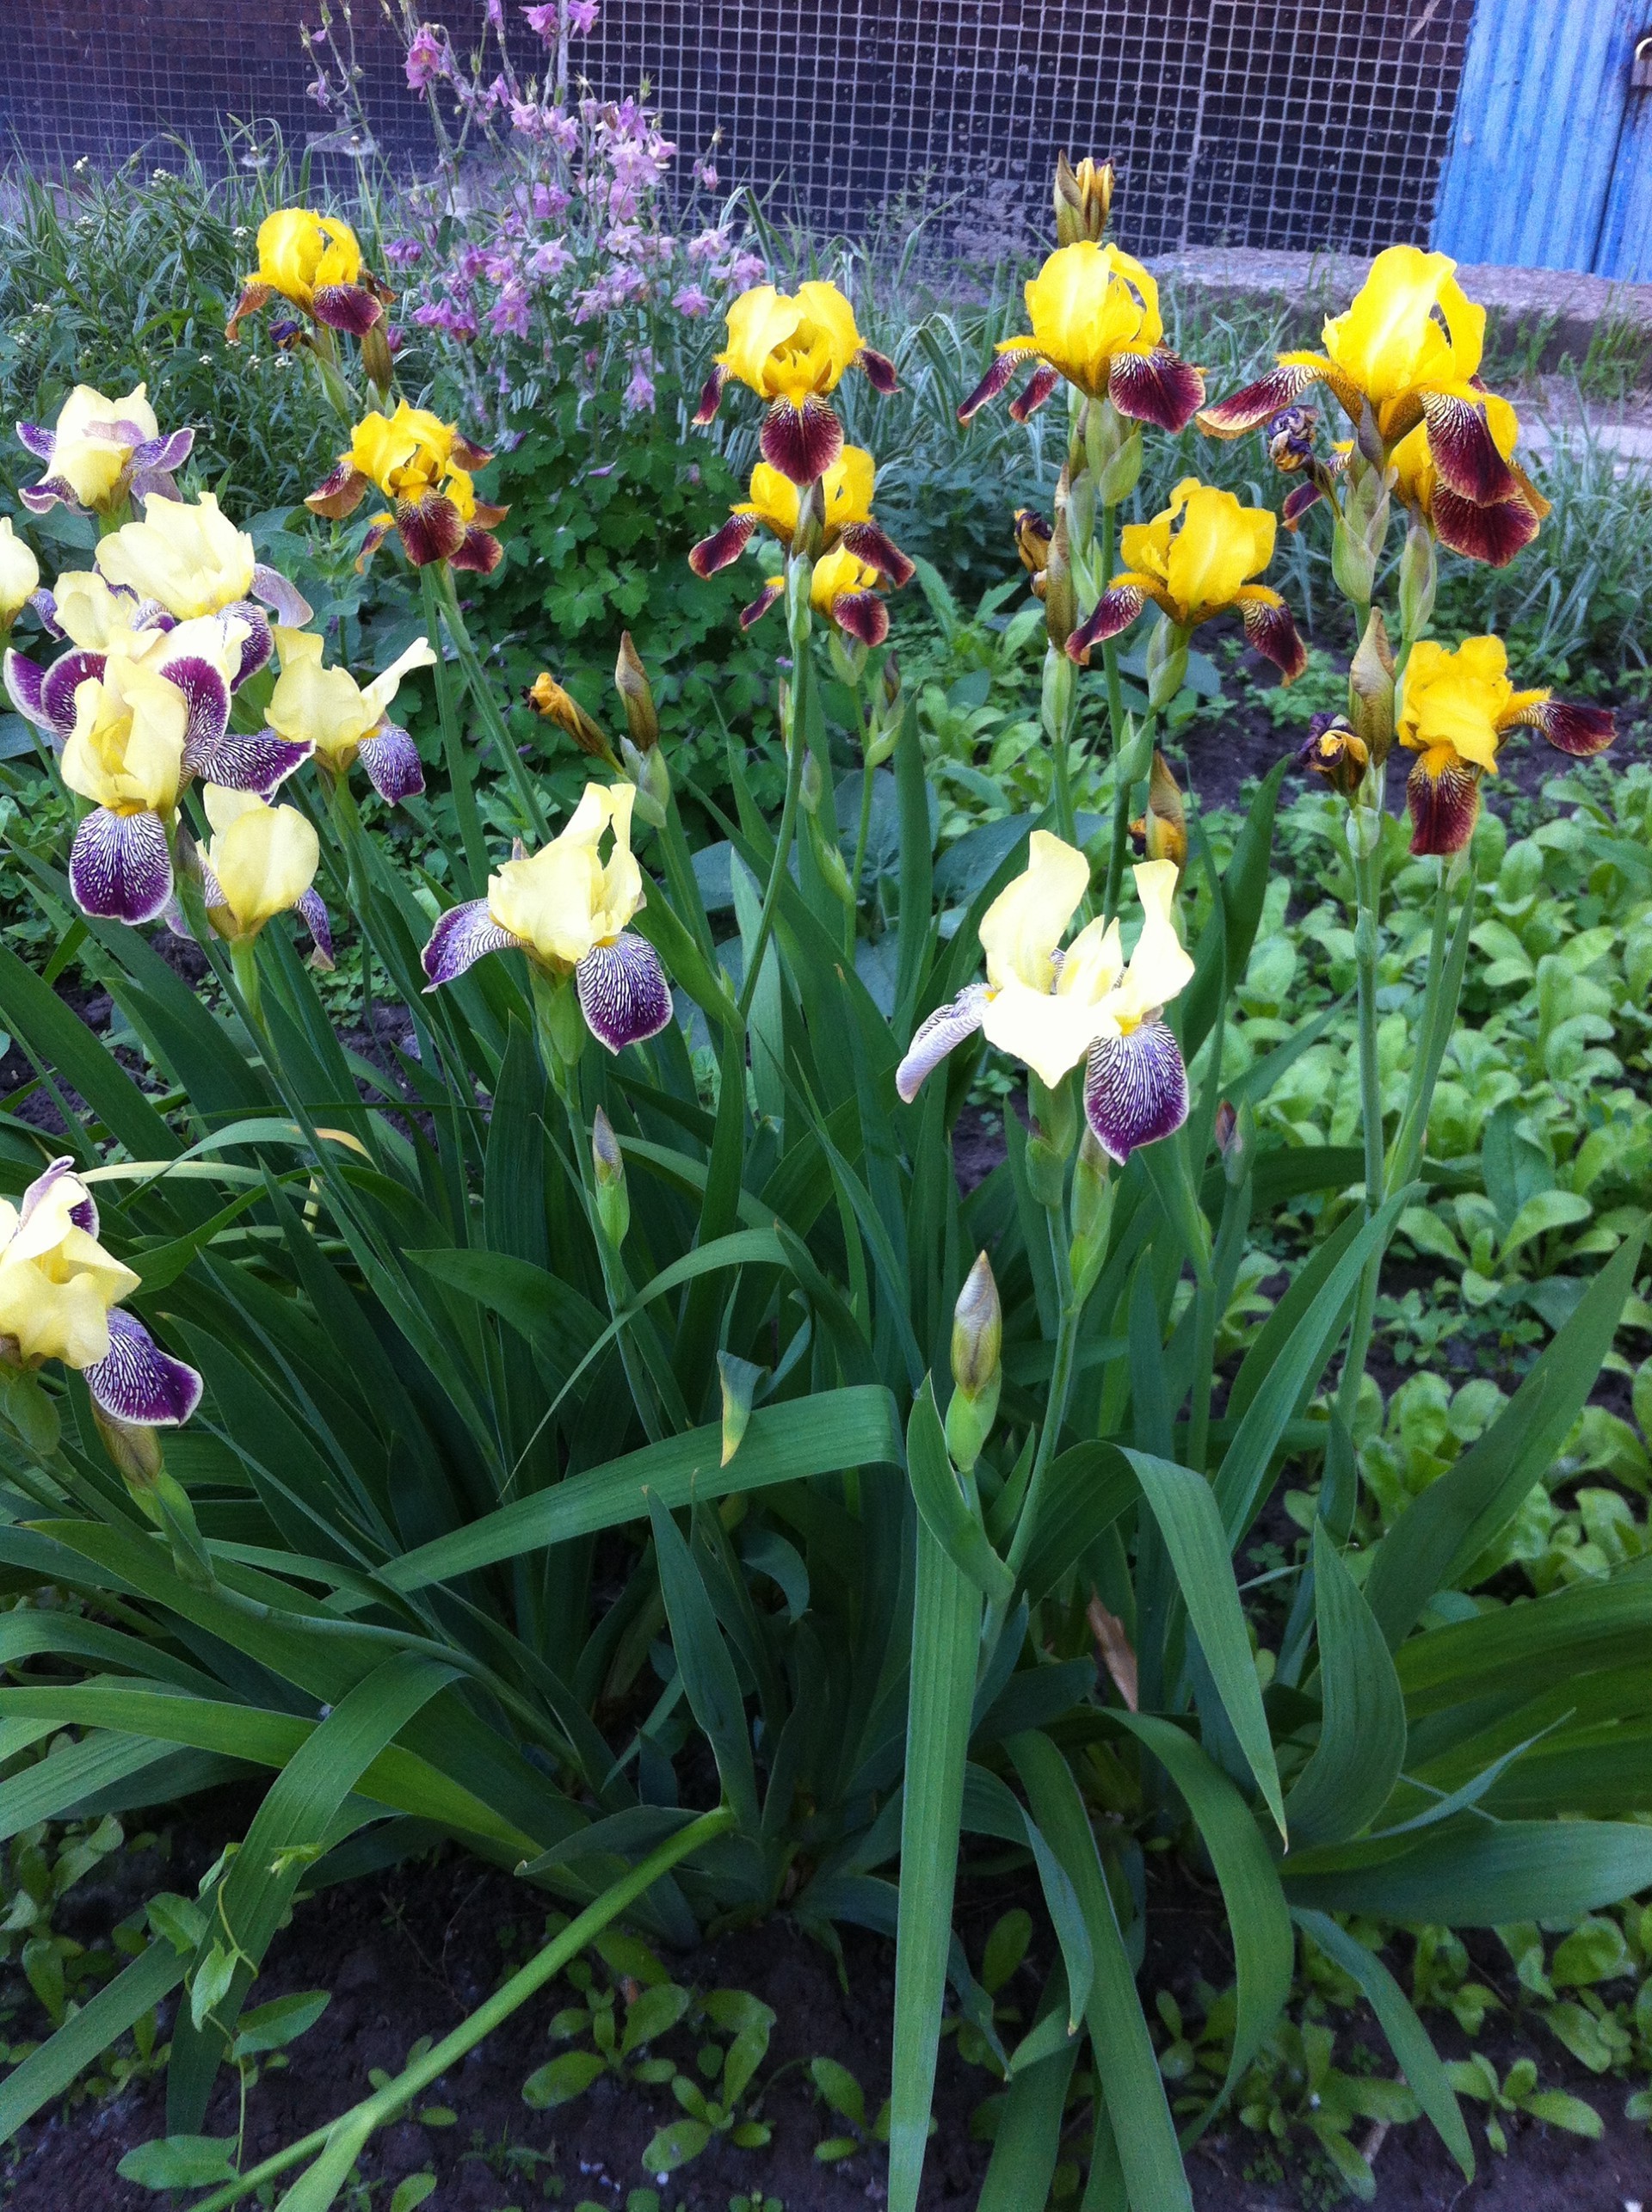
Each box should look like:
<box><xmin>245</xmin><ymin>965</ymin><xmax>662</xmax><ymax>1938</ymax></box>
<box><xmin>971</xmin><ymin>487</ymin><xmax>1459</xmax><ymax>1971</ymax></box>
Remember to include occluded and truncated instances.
<box><xmin>1155</xmin><ymin>249</ymin><xmax>1652</xmax><ymax>375</ymax></box>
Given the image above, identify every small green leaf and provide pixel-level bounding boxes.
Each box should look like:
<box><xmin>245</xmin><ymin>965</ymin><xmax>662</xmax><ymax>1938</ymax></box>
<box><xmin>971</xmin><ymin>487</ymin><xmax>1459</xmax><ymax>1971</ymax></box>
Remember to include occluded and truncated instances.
<box><xmin>1521</xmin><ymin>2088</ymin><xmax>1603</xmax><ymax>2136</ymax></box>
<box><xmin>390</xmin><ymin>2178</ymin><xmax>437</xmax><ymax>2212</ymax></box>
<box><xmin>521</xmin><ymin>2049</ymin><xmax>607</xmax><ymax>2108</ymax></box>
<box><xmin>811</xmin><ymin>2056</ymin><xmax>866</xmax><ymax>2129</ymax></box>
<box><xmin>641</xmin><ymin>2116</ymin><xmax>712</xmax><ymax>2171</ymax></box>
<box><xmin>1550</xmin><ymin>1915</ymin><xmax>1631</xmax><ymax>1987</ymax></box>
<box><xmin>620</xmin><ymin>1981</ymin><xmax>691</xmax><ymax>2056</ymax></box>
<box><xmin>231</xmin><ymin>1989</ymin><xmax>330</xmax><ymax>2055</ymax></box>
<box><xmin>117</xmin><ymin>2135</ymin><xmax>238</xmax><ymax>2189</ymax></box>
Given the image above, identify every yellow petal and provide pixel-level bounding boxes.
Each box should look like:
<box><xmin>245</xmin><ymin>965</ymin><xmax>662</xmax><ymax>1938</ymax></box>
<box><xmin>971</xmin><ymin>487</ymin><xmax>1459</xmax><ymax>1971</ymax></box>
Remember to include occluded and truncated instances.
<box><xmin>361</xmin><ymin>636</ymin><xmax>438</xmax><ymax>723</ymax></box>
<box><xmin>0</xmin><ymin>517</ymin><xmax>40</xmax><ymax>621</ymax></box>
<box><xmin>980</xmin><ymin>974</ymin><xmax>1101</xmax><ymax>1088</ymax></box>
<box><xmin>978</xmin><ymin>831</ymin><xmax>1090</xmax><ymax>994</ymax></box>
<box><xmin>1020</xmin><ymin>243</ymin><xmax>1161</xmax><ymax>397</ymax></box>
<box><xmin>1162</xmin><ymin>481</ymin><xmax>1274</xmax><ymax>619</ymax></box>
<box><xmin>267</xmin><ymin>653</ymin><xmax>377</xmax><ymax>765</ymax></box>
<box><xmin>96</xmin><ymin>492</ymin><xmax>256</xmax><ymax>620</ymax></box>
<box><xmin>486</xmin><ymin>781</ymin><xmax>644</xmax><ymax>966</ymax></box>
<box><xmin>60</xmin><ymin>655</ymin><xmax>188</xmax><ymax>815</ymax></box>
<box><xmin>206</xmin><ymin>794</ymin><xmax>320</xmax><ymax>933</ymax></box>
<box><xmin>1322</xmin><ymin>244</ymin><xmax>1484</xmax><ymax>406</ymax></box>
<box><xmin>1112</xmin><ymin>859</ymin><xmax>1195</xmax><ymax>1025</ymax></box>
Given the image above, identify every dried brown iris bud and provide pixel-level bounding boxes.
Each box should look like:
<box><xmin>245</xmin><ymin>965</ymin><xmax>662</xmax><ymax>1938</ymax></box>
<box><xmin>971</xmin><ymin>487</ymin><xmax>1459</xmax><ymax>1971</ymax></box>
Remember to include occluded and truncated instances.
<box><xmin>1054</xmin><ymin>152</ymin><xmax>1114</xmax><ymax>246</ymax></box>
<box><xmin>526</xmin><ymin>673</ymin><xmax>615</xmax><ymax>761</ymax></box>
<box><xmin>1298</xmin><ymin>712</ymin><xmax>1370</xmax><ymax>797</ymax></box>
<box><xmin>614</xmin><ymin>631</ymin><xmax>659</xmax><ymax>752</ymax></box>
<box><xmin>1015</xmin><ymin>508</ymin><xmax>1053</xmax><ymax>599</ymax></box>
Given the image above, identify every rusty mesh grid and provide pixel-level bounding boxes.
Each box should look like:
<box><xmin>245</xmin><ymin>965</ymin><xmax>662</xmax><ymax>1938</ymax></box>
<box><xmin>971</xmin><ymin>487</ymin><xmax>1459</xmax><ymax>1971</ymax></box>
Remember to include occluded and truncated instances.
<box><xmin>3</xmin><ymin>0</ymin><xmax>1475</xmax><ymax>256</ymax></box>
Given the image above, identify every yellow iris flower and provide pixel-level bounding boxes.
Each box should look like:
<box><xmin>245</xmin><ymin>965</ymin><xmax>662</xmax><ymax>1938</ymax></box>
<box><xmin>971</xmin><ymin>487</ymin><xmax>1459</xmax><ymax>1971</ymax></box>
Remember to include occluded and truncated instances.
<box><xmin>1200</xmin><ymin>246</ymin><xmax>1548</xmax><ymax>567</ymax></box>
<box><xmin>201</xmin><ymin>786</ymin><xmax>322</xmax><ymax>940</ymax></box>
<box><xmin>306</xmin><ymin>404</ymin><xmax>505</xmax><ymax>573</ymax></box>
<box><xmin>0</xmin><ymin>1167</ymin><xmax>139</xmax><ymax>1371</ymax></box>
<box><xmin>488</xmin><ymin>782</ymin><xmax>644</xmax><ymax>970</ymax></box>
<box><xmin>960</xmin><ymin>243</ymin><xmax>1205</xmax><ymax>433</ymax></box>
<box><xmin>1069</xmin><ymin>478</ymin><xmax>1306</xmax><ymax>681</ymax></box>
<box><xmin>36</xmin><ymin>385</ymin><xmax>158</xmax><ymax>512</ymax></box>
<box><xmin>226</xmin><ymin>208</ymin><xmax>391</xmax><ymax>344</ymax></box>
<box><xmin>695</xmin><ymin>281</ymin><xmax>897</xmax><ymax>486</ymax></box>
<box><xmin>61</xmin><ymin>654</ymin><xmax>190</xmax><ymax>818</ymax></box>
<box><xmin>266</xmin><ymin>629</ymin><xmax>436</xmax><ymax>774</ymax></box>
<box><xmin>96</xmin><ymin>493</ymin><xmax>257</xmax><ymax>620</ymax></box>
<box><xmin>0</xmin><ymin>519</ymin><xmax>39</xmax><ymax>631</ymax></box>
<box><xmin>689</xmin><ymin>444</ymin><xmax>913</xmax><ymax>612</ymax></box>
<box><xmin>1398</xmin><ymin>635</ymin><xmax>1614</xmax><ymax>855</ymax></box>
<box><xmin>897</xmin><ymin>838</ymin><xmax>1195</xmax><ymax>1161</ymax></box>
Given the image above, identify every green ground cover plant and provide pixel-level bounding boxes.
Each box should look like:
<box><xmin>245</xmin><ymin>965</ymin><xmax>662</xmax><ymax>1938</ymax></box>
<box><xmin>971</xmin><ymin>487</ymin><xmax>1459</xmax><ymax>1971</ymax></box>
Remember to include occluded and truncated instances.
<box><xmin>0</xmin><ymin>30</ymin><xmax>1648</xmax><ymax>2209</ymax></box>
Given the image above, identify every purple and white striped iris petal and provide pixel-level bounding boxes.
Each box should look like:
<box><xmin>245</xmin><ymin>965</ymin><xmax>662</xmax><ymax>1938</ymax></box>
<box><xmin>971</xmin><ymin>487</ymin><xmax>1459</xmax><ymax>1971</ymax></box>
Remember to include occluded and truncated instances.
<box><xmin>299</xmin><ymin>889</ymin><xmax>336</xmax><ymax>970</ymax></box>
<box><xmin>3</xmin><ymin>648</ymin><xmax>48</xmax><ymax>730</ymax></box>
<box><xmin>157</xmin><ymin>653</ymin><xmax>231</xmax><ymax>761</ymax></box>
<box><xmin>30</xmin><ymin>589</ymin><xmax>62</xmax><ymax>639</ymax></box>
<box><xmin>1082</xmin><ymin>1019</ymin><xmax>1189</xmax><ymax>1164</ymax></box>
<box><xmin>576</xmin><ymin>933</ymin><xmax>673</xmax><ymax>1053</ymax></box>
<box><xmin>42</xmin><ymin>649</ymin><xmax>107</xmax><ymax>744</ymax></box>
<box><xmin>895</xmin><ymin>983</ymin><xmax>991</xmax><ymax>1103</ymax></box>
<box><xmin>83</xmin><ymin>1307</ymin><xmax>203</xmax><ymax>1426</ymax></box>
<box><xmin>358</xmin><ymin>722</ymin><xmax>425</xmax><ymax>804</ymax></box>
<box><xmin>182</xmin><ymin>725</ymin><xmax>311</xmax><ymax>798</ymax></box>
<box><xmin>69</xmin><ymin>808</ymin><xmax>174</xmax><ymax>926</ymax></box>
<box><xmin>19</xmin><ymin>1155</ymin><xmax>98</xmax><ymax>1238</ymax></box>
<box><xmin>220</xmin><ymin>601</ymin><xmax>274</xmax><ymax>688</ymax></box>
<box><xmin>19</xmin><ymin>476</ymin><xmax>84</xmax><ymax>517</ymax></box>
<box><xmin>420</xmin><ymin>900</ymin><xmax>523</xmax><ymax>989</ymax></box>
<box><xmin>15</xmin><ymin>422</ymin><xmax>54</xmax><ymax>462</ymax></box>
<box><xmin>138</xmin><ymin>428</ymin><xmax>194</xmax><ymax>475</ymax></box>
<box><xmin>250</xmin><ymin>565</ymin><xmax>313</xmax><ymax>629</ymax></box>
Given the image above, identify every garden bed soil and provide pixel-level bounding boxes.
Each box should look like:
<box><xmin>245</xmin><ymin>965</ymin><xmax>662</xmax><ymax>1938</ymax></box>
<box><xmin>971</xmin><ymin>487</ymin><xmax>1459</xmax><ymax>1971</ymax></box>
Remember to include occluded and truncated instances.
<box><xmin>3</xmin><ymin>1809</ymin><xmax>1649</xmax><ymax>2211</ymax></box>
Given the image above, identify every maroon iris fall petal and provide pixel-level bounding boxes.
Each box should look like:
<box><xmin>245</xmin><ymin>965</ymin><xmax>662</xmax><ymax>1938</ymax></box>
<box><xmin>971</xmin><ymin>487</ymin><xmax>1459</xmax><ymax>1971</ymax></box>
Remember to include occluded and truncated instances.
<box><xmin>311</xmin><ymin>284</ymin><xmax>385</xmax><ymax>336</ymax></box>
<box><xmin>1420</xmin><ymin>392</ymin><xmax>1522</xmax><ymax>506</ymax></box>
<box><xmin>450</xmin><ymin>524</ymin><xmax>504</xmax><ymax>576</ymax></box>
<box><xmin>1082</xmin><ymin>1020</ymin><xmax>1190</xmax><ymax>1164</ymax></box>
<box><xmin>1198</xmin><ymin>360</ymin><xmax>1323</xmax><ymax>438</ymax></box>
<box><xmin>397</xmin><ymin>492</ymin><xmax>467</xmax><ymax>568</ymax></box>
<box><xmin>1008</xmin><ymin>364</ymin><xmax>1061</xmax><ymax>422</ymax></box>
<box><xmin>837</xmin><ymin>521</ymin><xmax>915</xmax><ymax>588</ymax></box>
<box><xmin>693</xmin><ymin>361</ymin><xmax>726</xmax><ymax>428</ymax></box>
<box><xmin>958</xmin><ymin>349</ymin><xmax>1031</xmax><ymax>426</ymax></box>
<box><xmin>856</xmin><ymin>345</ymin><xmax>898</xmax><ymax>396</ymax></box>
<box><xmin>576</xmin><ymin>933</ymin><xmax>674</xmax><ymax>1053</ymax></box>
<box><xmin>739</xmin><ymin>582</ymin><xmax>785</xmax><ymax>631</ymax></box>
<box><xmin>1067</xmin><ymin>584</ymin><xmax>1149</xmax><ymax>666</ymax></box>
<box><xmin>1530</xmin><ymin>699</ymin><xmax>1617</xmax><ymax>757</ymax></box>
<box><xmin>833</xmin><ymin>591</ymin><xmax>888</xmax><ymax>648</ymax></box>
<box><xmin>83</xmin><ymin>1309</ymin><xmax>204</xmax><ymax>1427</ymax></box>
<box><xmin>1107</xmin><ymin>348</ymin><xmax>1205</xmax><ymax>434</ymax></box>
<box><xmin>688</xmin><ymin>511</ymin><xmax>758</xmax><ymax>579</ymax></box>
<box><xmin>69</xmin><ymin>809</ymin><xmax>174</xmax><ymax>925</ymax></box>
<box><xmin>1407</xmin><ymin>754</ymin><xmax>1482</xmax><ymax>856</ymax></box>
<box><xmin>759</xmin><ymin>396</ymin><xmax>845</xmax><ymax>485</ymax></box>
<box><xmin>1239</xmin><ymin>597</ymin><xmax>1309</xmax><ymax>683</ymax></box>
<box><xmin>1429</xmin><ymin>484</ymin><xmax>1541</xmax><ymax>568</ymax></box>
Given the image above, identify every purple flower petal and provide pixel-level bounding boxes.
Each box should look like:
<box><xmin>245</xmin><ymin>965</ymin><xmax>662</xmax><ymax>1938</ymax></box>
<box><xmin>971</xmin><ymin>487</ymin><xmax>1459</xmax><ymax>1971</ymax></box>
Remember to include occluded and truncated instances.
<box><xmin>30</xmin><ymin>588</ymin><xmax>63</xmax><ymax>640</ymax></box>
<box><xmin>20</xmin><ymin>1155</ymin><xmax>98</xmax><ymax>1238</ymax></box>
<box><xmin>183</xmin><ymin>725</ymin><xmax>311</xmax><ymax>798</ymax></box>
<box><xmin>576</xmin><ymin>932</ymin><xmax>673</xmax><ymax>1052</ymax></box>
<box><xmin>421</xmin><ymin>899</ymin><xmax>521</xmax><ymax>989</ymax></box>
<box><xmin>3</xmin><ymin>647</ymin><xmax>48</xmax><ymax>730</ymax></box>
<box><xmin>299</xmin><ymin>888</ymin><xmax>335</xmax><ymax>970</ymax></box>
<box><xmin>895</xmin><ymin>983</ymin><xmax>989</xmax><ymax>1103</ymax></box>
<box><xmin>159</xmin><ymin>653</ymin><xmax>231</xmax><ymax>761</ymax></box>
<box><xmin>136</xmin><ymin>428</ymin><xmax>195</xmax><ymax>473</ymax></box>
<box><xmin>19</xmin><ymin>476</ymin><xmax>80</xmax><ymax>516</ymax></box>
<box><xmin>1082</xmin><ymin>1020</ymin><xmax>1189</xmax><ymax>1163</ymax></box>
<box><xmin>219</xmin><ymin>601</ymin><xmax>274</xmax><ymax>687</ymax></box>
<box><xmin>250</xmin><ymin>565</ymin><xmax>313</xmax><ymax>628</ymax></box>
<box><xmin>84</xmin><ymin>1308</ymin><xmax>203</xmax><ymax>1426</ymax></box>
<box><xmin>69</xmin><ymin>808</ymin><xmax>174</xmax><ymax>925</ymax></box>
<box><xmin>41</xmin><ymin>648</ymin><xmax>107</xmax><ymax>745</ymax></box>
<box><xmin>357</xmin><ymin>721</ymin><xmax>425</xmax><ymax>804</ymax></box>
<box><xmin>15</xmin><ymin>421</ymin><xmax>54</xmax><ymax>462</ymax></box>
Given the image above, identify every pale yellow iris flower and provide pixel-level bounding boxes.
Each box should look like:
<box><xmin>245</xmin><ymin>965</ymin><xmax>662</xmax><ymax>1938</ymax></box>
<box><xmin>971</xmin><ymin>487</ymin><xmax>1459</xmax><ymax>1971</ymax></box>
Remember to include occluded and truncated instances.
<box><xmin>0</xmin><ymin>1167</ymin><xmax>139</xmax><ymax>1370</ymax></box>
<box><xmin>487</xmin><ymin>781</ymin><xmax>644</xmax><ymax>970</ymax></box>
<box><xmin>96</xmin><ymin>494</ymin><xmax>257</xmax><ymax>620</ymax></box>
<box><xmin>201</xmin><ymin>786</ymin><xmax>322</xmax><ymax>940</ymax></box>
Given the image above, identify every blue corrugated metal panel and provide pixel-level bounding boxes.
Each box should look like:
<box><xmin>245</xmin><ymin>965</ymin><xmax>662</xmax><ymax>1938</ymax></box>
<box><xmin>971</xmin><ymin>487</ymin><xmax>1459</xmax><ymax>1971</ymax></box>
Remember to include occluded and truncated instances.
<box><xmin>1433</xmin><ymin>0</ymin><xmax>1637</xmax><ymax>271</ymax></box>
<box><xmin>1598</xmin><ymin>77</ymin><xmax>1652</xmax><ymax>279</ymax></box>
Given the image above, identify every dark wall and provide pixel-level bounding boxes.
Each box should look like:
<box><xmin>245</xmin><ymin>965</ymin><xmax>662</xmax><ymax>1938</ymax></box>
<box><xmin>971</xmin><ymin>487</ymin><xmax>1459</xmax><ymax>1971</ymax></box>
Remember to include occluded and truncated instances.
<box><xmin>1</xmin><ymin>0</ymin><xmax>1476</xmax><ymax>256</ymax></box>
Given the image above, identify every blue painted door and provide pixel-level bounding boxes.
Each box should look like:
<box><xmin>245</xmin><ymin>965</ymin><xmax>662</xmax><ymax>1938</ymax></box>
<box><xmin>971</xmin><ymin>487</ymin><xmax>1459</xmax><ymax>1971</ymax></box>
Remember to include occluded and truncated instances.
<box><xmin>1433</xmin><ymin>0</ymin><xmax>1652</xmax><ymax>279</ymax></box>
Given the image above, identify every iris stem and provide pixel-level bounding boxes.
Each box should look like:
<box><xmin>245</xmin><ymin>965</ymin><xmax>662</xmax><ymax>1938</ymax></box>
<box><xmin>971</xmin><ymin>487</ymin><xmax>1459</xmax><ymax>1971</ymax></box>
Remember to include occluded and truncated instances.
<box><xmin>1104</xmin><ymin>704</ymin><xmax>1157</xmax><ymax>921</ymax></box>
<box><xmin>184</xmin><ymin>1807</ymin><xmax>736</xmax><ymax>2212</ymax></box>
<box><xmin>1004</xmin><ymin>1210</ymin><xmax>1082</xmax><ymax>1587</ymax></box>
<box><xmin>1327</xmin><ymin>824</ymin><xmax>1387</xmax><ymax>1513</ymax></box>
<box><xmin>420</xmin><ymin>564</ymin><xmax>489</xmax><ymax>896</ymax></box>
<box><xmin>848</xmin><ymin>741</ymin><xmax>876</xmax><ymax>964</ymax></box>
<box><xmin>737</xmin><ymin>558</ymin><xmax>812</xmax><ymax>1027</ymax></box>
<box><xmin>435</xmin><ymin>564</ymin><xmax>550</xmax><ymax>843</ymax></box>
<box><xmin>229</xmin><ymin>938</ymin><xmax>265</xmax><ymax>1040</ymax></box>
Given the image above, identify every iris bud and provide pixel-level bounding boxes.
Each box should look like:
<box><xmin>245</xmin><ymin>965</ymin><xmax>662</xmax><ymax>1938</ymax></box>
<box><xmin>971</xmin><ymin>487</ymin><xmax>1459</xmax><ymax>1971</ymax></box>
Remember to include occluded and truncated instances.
<box><xmin>1146</xmin><ymin>619</ymin><xmax>1188</xmax><ymax>711</ymax></box>
<box><xmin>361</xmin><ymin>319</ymin><xmax>395</xmax><ymax>398</ymax></box>
<box><xmin>591</xmin><ymin>1106</ymin><xmax>631</xmax><ymax>1248</ymax></box>
<box><xmin>1041</xmin><ymin>648</ymin><xmax>1075</xmax><ymax>749</ymax></box>
<box><xmin>807</xmin><ymin>810</ymin><xmax>854</xmax><ymax>909</ymax></box>
<box><xmin>1398</xmin><ymin>520</ymin><xmax>1437</xmax><ymax>640</ymax></box>
<box><xmin>1068</xmin><ymin>1130</ymin><xmax>1114</xmax><ymax>1303</ymax></box>
<box><xmin>1014</xmin><ymin>508</ymin><xmax>1053</xmax><ymax>595</ymax></box>
<box><xmin>946</xmin><ymin>1251</ymin><xmax>1002</xmax><ymax>1472</ymax></box>
<box><xmin>94</xmin><ymin>1405</ymin><xmax>163</xmax><ymax>1488</ymax></box>
<box><xmin>526</xmin><ymin>673</ymin><xmax>616</xmax><ymax>763</ymax></box>
<box><xmin>1054</xmin><ymin>152</ymin><xmax>1114</xmax><ymax>246</ymax></box>
<box><xmin>1330</xmin><ymin>512</ymin><xmax>1377</xmax><ymax>607</ymax></box>
<box><xmin>1348</xmin><ymin>607</ymin><xmax>1396</xmax><ymax>766</ymax></box>
<box><xmin>620</xmin><ymin>736</ymin><xmax>668</xmax><ymax>828</ymax></box>
<box><xmin>1139</xmin><ymin>750</ymin><xmax>1187</xmax><ymax>868</ymax></box>
<box><xmin>614</xmin><ymin>631</ymin><xmax>659</xmax><ymax>751</ymax></box>
<box><xmin>1095</xmin><ymin>424</ymin><xmax>1143</xmax><ymax>507</ymax></box>
<box><xmin>1043</xmin><ymin>507</ymin><xmax>1077</xmax><ymax>650</ymax></box>
<box><xmin>790</xmin><ymin>482</ymin><xmax>826</xmax><ymax>564</ymax></box>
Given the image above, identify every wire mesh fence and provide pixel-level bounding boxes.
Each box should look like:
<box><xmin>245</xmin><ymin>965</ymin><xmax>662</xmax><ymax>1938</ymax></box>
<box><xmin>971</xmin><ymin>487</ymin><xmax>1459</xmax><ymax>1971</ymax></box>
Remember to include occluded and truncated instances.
<box><xmin>3</xmin><ymin>0</ymin><xmax>1476</xmax><ymax>255</ymax></box>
